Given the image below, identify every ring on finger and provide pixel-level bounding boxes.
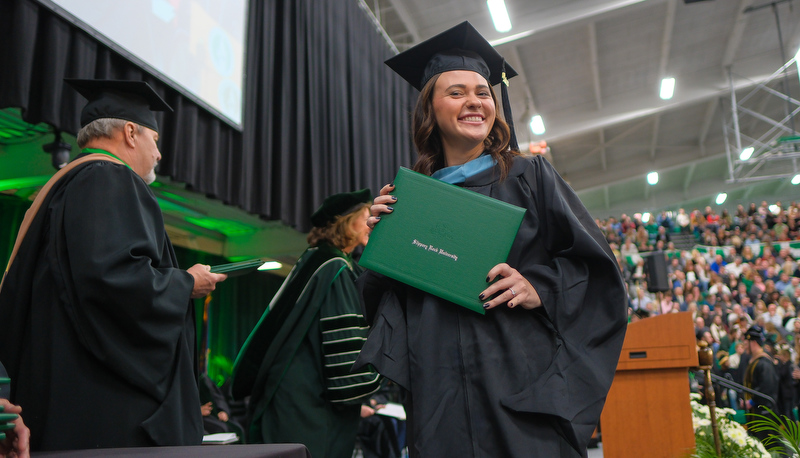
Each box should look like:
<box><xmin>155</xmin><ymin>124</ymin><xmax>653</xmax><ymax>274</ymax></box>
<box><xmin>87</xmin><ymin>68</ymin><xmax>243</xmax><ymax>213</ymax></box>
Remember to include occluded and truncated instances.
<box><xmin>509</xmin><ymin>287</ymin><xmax>516</xmax><ymax>297</ymax></box>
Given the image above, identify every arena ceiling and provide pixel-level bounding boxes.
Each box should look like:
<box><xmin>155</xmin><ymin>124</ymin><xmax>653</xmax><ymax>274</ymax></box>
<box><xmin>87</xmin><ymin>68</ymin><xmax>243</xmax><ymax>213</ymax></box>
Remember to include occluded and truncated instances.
<box><xmin>364</xmin><ymin>0</ymin><xmax>800</xmax><ymax>218</ymax></box>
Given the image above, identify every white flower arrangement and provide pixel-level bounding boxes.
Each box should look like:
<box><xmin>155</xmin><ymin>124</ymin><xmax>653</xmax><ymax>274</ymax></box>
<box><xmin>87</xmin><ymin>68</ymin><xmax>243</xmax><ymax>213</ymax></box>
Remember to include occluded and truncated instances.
<box><xmin>690</xmin><ymin>394</ymin><xmax>772</xmax><ymax>458</ymax></box>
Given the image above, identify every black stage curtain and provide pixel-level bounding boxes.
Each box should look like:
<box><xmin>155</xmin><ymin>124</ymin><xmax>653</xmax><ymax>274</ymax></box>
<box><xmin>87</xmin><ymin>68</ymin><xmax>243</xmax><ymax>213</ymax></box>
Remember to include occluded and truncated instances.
<box><xmin>0</xmin><ymin>0</ymin><xmax>417</xmax><ymax>232</ymax></box>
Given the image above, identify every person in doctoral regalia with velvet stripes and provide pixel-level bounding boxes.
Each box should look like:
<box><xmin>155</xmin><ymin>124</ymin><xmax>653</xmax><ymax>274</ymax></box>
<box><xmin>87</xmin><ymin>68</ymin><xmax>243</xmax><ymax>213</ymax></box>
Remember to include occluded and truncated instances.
<box><xmin>354</xmin><ymin>22</ymin><xmax>628</xmax><ymax>458</ymax></box>
<box><xmin>231</xmin><ymin>189</ymin><xmax>381</xmax><ymax>458</ymax></box>
<box><xmin>0</xmin><ymin>79</ymin><xmax>227</xmax><ymax>451</ymax></box>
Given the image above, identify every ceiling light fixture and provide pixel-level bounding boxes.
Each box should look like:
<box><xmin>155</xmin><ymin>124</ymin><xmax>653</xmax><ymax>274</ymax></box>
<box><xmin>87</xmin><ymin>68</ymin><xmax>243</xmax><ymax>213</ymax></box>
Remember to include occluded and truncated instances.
<box><xmin>792</xmin><ymin>174</ymin><xmax>800</xmax><ymax>185</ymax></box>
<box><xmin>489</xmin><ymin>29</ymin><xmax>533</xmax><ymax>47</ymax></box>
<box><xmin>529</xmin><ymin>115</ymin><xmax>545</xmax><ymax>135</ymax></box>
<box><xmin>716</xmin><ymin>193</ymin><xmax>727</xmax><ymax>205</ymax></box>
<box><xmin>487</xmin><ymin>0</ymin><xmax>512</xmax><ymax>33</ymax></box>
<box><xmin>647</xmin><ymin>171</ymin><xmax>659</xmax><ymax>185</ymax></box>
<box><xmin>659</xmin><ymin>78</ymin><xmax>675</xmax><ymax>100</ymax></box>
<box><xmin>740</xmin><ymin>147</ymin><xmax>754</xmax><ymax>161</ymax></box>
<box><xmin>796</xmin><ymin>46</ymin><xmax>800</xmax><ymax>73</ymax></box>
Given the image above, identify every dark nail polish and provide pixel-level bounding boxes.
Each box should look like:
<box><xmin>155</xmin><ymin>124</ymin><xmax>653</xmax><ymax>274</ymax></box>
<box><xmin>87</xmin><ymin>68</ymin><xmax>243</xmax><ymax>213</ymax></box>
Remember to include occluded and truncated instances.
<box><xmin>389</xmin><ymin>182</ymin><xmax>394</xmax><ymax>187</ymax></box>
<box><xmin>375</xmin><ymin>216</ymin><xmax>381</xmax><ymax>220</ymax></box>
<box><xmin>486</xmin><ymin>276</ymin><xmax>490</xmax><ymax>282</ymax></box>
<box><xmin>483</xmin><ymin>303</ymin><xmax>490</xmax><ymax>309</ymax></box>
<box><xmin>508</xmin><ymin>302</ymin><xmax>513</xmax><ymax>308</ymax></box>
<box><xmin>479</xmin><ymin>293</ymin><xmax>485</xmax><ymax>300</ymax></box>
<box><xmin>387</xmin><ymin>206</ymin><xmax>394</xmax><ymax>211</ymax></box>
<box><xmin>391</xmin><ymin>196</ymin><xmax>397</xmax><ymax>201</ymax></box>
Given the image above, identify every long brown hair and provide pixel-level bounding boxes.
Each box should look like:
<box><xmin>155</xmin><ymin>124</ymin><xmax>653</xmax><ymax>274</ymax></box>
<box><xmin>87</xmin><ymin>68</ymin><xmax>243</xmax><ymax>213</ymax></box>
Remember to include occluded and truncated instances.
<box><xmin>306</xmin><ymin>204</ymin><xmax>370</xmax><ymax>251</ymax></box>
<box><xmin>411</xmin><ymin>73</ymin><xmax>519</xmax><ymax>180</ymax></box>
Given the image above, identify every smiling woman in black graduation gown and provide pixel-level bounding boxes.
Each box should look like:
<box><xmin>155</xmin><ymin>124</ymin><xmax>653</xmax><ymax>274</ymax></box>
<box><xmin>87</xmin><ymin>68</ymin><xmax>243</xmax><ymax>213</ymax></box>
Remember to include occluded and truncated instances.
<box><xmin>355</xmin><ymin>22</ymin><xmax>628</xmax><ymax>458</ymax></box>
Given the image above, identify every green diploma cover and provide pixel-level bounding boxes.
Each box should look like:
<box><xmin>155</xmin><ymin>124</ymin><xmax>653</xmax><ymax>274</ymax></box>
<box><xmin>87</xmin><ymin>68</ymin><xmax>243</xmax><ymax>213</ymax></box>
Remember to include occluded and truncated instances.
<box><xmin>210</xmin><ymin>259</ymin><xmax>265</xmax><ymax>277</ymax></box>
<box><xmin>359</xmin><ymin>167</ymin><xmax>525</xmax><ymax>314</ymax></box>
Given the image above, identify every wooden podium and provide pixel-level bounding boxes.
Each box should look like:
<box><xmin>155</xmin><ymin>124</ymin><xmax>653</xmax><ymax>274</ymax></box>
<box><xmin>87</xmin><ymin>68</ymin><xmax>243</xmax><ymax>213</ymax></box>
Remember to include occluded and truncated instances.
<box><xmin>600</xmin><ymin>312</ymin><xmax>699</xmax><ymax>458</ymax></box>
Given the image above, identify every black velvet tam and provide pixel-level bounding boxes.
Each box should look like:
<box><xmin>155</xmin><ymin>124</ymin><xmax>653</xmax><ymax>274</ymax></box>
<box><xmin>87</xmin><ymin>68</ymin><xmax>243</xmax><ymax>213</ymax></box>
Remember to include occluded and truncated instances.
<box><xmin>744</xmin><ymin>325</ymin><xmax>766</xmax><ymax>345</ymax></box>
<box><xmin>310</xmin><ymin>188</ymin><xmax>372</xmax><ymax>228</ymax></box>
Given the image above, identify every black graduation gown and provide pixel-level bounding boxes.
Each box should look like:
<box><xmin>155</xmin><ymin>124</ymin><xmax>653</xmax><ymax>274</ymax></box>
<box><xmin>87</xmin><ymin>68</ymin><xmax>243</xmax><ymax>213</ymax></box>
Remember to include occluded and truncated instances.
<box><xmin>199</xmin><ymin>373</ymin><xmax>244</xmax><ymax>437</ymax></box>
<box><xmin>745</xmin><ymin>354</ymin><xmax>779</xmax><ymax>415</ymax></box>
<box><xmin>775</xmin><ymin>360</ymin><xmax>796</xmax><ymax>418</ymax></box>
<box><xmin>0</xmin><ymin>158</ymin><xmax>201</xmax><ymax>450</ymax></box>
<box><xmin>355</xmin><ymin>155</ymin><xmax>628</xmax><ymax>458</ymax></box>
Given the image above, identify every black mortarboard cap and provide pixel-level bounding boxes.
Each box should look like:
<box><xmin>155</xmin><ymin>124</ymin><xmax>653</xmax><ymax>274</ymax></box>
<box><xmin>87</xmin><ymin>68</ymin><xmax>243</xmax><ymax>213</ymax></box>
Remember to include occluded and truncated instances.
<box><xmin>311</xmin><ymin>188</ymin><xmax>372</xmax><ymax>228</ymax></box>
<box><xmin>65</xmin><ymin>79</ymin><xmax>172</xmax><ymax>133</ymax></box>
<box><xmin>385</xmin><ymin>21</ymin><xmax>520</xmax><ymax>150</ymax></box>
<box><xmin>386</xmin><ymin>21</ymin><xmax>517</xmax><ymax>90</ymax></box>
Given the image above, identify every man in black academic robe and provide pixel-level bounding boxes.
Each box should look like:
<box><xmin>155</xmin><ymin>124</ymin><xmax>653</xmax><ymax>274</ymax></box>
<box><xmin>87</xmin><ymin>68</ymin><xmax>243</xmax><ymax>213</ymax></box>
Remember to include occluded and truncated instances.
<box><xmin>0</xmin><ymin>80</ymin><xmax>226</xmax><ymax>451</ymax></box>
<box><xmin>743</xmin><ymin>325</ymin><xmax>779</xmax><ymax>444</ymax></box>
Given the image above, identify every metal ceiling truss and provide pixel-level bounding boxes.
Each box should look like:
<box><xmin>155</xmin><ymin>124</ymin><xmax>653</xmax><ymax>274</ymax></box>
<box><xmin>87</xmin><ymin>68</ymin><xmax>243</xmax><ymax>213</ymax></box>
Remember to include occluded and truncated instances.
<box><xmin>723</xmin><ymin>57</ymin><xmax>800</xmax><ymax>185</ymax></box>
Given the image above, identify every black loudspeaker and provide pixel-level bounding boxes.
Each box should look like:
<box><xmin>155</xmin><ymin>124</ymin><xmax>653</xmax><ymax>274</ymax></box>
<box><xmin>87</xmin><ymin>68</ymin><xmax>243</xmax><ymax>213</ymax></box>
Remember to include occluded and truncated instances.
<box><xmin>646</xmin><ymin>253</ymin><xmax>671</xmax><ymax>293</ymax></box>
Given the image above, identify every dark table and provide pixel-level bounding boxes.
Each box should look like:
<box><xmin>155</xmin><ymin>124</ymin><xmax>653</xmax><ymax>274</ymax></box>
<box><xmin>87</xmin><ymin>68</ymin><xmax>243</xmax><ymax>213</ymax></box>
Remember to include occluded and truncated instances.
<box><xmin>37</xmin><ymin>444</ymin><xmax>311</xmax><ymax>458</ymax></box>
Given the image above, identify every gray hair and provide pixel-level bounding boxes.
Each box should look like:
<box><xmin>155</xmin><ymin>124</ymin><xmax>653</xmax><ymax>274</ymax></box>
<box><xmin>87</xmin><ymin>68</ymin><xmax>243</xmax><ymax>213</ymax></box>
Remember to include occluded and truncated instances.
<box><xmin>76</xmin><ymin>118</ymin><xmax>142</xmax><ymax>148</ymax></box>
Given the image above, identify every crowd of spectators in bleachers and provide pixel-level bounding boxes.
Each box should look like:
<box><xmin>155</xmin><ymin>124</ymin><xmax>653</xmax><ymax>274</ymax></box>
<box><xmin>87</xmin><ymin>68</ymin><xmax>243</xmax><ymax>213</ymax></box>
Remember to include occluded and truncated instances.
<box><xmin>597</xmin><ymin>200</ymin><xmax>800</xmax><ymax>417</ymax></box>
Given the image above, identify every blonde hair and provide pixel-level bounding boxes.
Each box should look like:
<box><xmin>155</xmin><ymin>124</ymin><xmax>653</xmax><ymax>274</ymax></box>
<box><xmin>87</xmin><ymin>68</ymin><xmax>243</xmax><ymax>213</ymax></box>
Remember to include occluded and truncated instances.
<box><xmin>306</xmin><ymin>204</ymin><xmax>369</xmax><ymax>251</ymax></box>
